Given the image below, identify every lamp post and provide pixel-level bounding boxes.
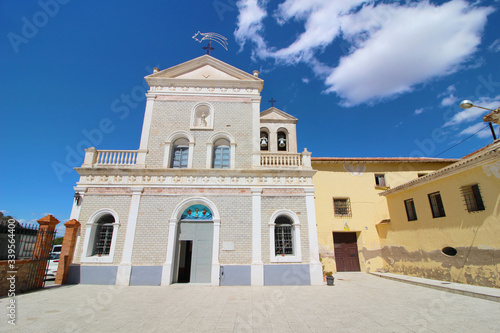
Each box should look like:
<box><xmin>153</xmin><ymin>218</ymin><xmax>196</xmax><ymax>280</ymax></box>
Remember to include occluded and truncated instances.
<box><xmin>459</xmin><ymin>100</ymin><xmax>499</xmax><ymax>140</ymax></box>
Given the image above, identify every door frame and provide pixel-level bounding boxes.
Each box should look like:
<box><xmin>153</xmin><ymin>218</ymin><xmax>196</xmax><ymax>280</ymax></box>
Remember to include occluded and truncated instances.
<box><xmin>161</xmin><ymin>197</ymin><xmax>221</xmax><ymax>286</ymax></box>
<box><xmin>333</xmin><ymin>231</ymin><xmax>361</xmax><ymax>272</ymax></box>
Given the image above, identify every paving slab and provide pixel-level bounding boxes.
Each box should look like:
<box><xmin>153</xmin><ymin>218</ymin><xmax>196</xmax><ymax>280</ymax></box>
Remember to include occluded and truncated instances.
<box><xmin>370</xmin><ymin>271</ymin><xmax>500</xmax><ymax>302</ymax></box>
<box><xmin>1</xmin><ymin>273</ymin><xmax>500</xmax><ymax>332</ymax></box>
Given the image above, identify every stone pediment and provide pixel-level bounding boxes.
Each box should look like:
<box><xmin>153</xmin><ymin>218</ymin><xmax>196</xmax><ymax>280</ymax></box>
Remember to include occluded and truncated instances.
<box><xmin>145</xmin><ymin>55</ymin><xmax>263</xmax><ymax>91</ymax></box>
<box><xmin>260</xmin><ymin>107</ymin><xmax>297</xmax><ymax>124</ymax></box>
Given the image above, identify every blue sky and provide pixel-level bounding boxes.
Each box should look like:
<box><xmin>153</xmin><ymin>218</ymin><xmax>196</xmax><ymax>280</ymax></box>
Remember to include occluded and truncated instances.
<box><xmin>1</xmin><ymin>0</ymin><xmax>499</xmax><ymax>234</ymax></box>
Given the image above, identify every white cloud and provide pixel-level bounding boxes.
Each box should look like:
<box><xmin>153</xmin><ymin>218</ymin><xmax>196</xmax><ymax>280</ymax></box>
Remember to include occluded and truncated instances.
<box><xmin>444</xmin><ymin>95</ymin><xmax>500</xmax><ymax>126</ymax></box>
<box><xmin>444</xmin><ymin>107</ymin><xmax>486</xmax><ymax>127</ymax></box>
<box><xmin>441</xmin><ymin>95</ymin><xmax>458</xmax><ymax>107</ymax></box>
<box><xmin>18</xmin><ymin>218</ymin><xmax>38</xmax><ymax>225</ymax></box>
<box><xmin>234</xmin><ymin>0</ymin><xmax>494</xmax><ymax>106</ymax></box>
<box><xmin>302</xmin><ymin>78</ymin><xmax>310</xmax><ymax>84</ymax></box>
<box><xmin>234</xmin><ymin>0</ymin><xmax>269</xmax><ymax>56</ymax></box>
<box><xmin>414</xmin><ymin>108</ymin><xmax>424</xmax><ymax>115</ymax></box>
<box><xmin>0</xmin><ymin>210</ymin><xmax>9</xmax><ymax>214</ymax></box>
<box><xmin>326</xmin><ymin>1</ymin><xmax>493</xmax><ymax>105</ymax></box>
<box><xmin>459</xmin><ymin>122</ymin><xmax>491</xmax><ymax>139</ymax></box>
<box><xmin>489</xmin><ymin>39</ymin><xmax>500</xmax><ymax>52</ymax></box>
<box><xmin>440</xmin><ymin>86</ymin><xmax>458</xmax><ymax>106</ymax></box>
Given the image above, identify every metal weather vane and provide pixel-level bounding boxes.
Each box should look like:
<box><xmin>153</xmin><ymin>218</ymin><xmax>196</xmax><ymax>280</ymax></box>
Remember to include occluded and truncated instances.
<box><xmin>192</xmin><ymin>31</ymin><xmax>229</xmax><ymax>55</ymax></box>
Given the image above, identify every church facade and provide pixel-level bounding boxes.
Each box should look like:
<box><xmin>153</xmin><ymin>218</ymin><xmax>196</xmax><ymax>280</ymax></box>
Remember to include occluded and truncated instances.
<box><xmin>68</xmin><ymin>55</ymin><xmax>323</xmax><ymax>286</ymax></box>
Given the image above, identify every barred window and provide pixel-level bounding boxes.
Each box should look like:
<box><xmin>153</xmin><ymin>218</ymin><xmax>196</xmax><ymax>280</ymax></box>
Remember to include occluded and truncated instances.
<box><xmin>274</xmin><ymin>216</ymin><xmax>293</xmax><ymax>256</ymax></box>
<box><xmin>333</xmin><ymin>198</ymin><xmax>351</xmax><ymax>217</ymax></box>
<box><xmin>428</xmin><ymin>192</ymin><xmax>446</xmax><ymax>218</ymax></box>
<box><xmin>461</xmin><ymin>184</ymin><xmax>485</xmax><ymax>212</ymax></box>
<box><xmin>404</xmin><ymin>199</ymin><xmax>418</xmax><ymax>221</ymax></box>
<box><xmin>92</xmin><ymin>214</ymin><xmax>115</xmax><ymax>255</ymax></box>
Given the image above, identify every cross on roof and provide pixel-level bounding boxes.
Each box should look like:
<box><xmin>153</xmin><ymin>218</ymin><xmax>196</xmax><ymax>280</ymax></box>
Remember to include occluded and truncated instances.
<box><xmin>269</xmin><ymin>97</ymin><xmax>276</xmax><ymax>107</ymax></box>
<box><xmin>203</xmin><ymin>41</ymin><xmax>214</xmax><ymax>55</ymax></box>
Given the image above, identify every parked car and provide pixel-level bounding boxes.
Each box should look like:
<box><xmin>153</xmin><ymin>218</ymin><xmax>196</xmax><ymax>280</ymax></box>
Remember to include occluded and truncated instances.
<box><xmin>45</xmin><ymin>252</ymin><xmax>60</xmax><ymax>279</ymax></box>
<box><xmin>52</xmin><ymin>245</ymin><xmax>62</xmax><ymax>253</ymax></box>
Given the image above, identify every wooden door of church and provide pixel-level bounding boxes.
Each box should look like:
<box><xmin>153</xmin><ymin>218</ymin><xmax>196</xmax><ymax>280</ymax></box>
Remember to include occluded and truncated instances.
<box><xmin>333</xmin><ymin>232</ymin><xmax>361</xmax><ymax>272</ymax></box>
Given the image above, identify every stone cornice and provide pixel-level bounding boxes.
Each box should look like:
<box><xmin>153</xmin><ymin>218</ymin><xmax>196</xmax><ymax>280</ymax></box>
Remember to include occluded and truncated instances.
<box><xmin>75</xmin><ymin>167</ymin><xmax>316</xmax><ymax>177</ymax></box>
<box><xmin>76</xmin><ymin>173</ymin><xmax>315</xmax><ymax>187</ymax></box>
<box><xmin>146</xmin><ymin>79</ymin><xmax>263</xmax><ymax>92</ymax></box>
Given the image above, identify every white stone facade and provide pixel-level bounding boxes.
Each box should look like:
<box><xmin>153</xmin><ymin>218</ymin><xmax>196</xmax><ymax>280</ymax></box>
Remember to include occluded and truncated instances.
<box><xmin>69</xmin><ymin>55</ymin><xmax>322</xmax><ymax>286</ymax></box>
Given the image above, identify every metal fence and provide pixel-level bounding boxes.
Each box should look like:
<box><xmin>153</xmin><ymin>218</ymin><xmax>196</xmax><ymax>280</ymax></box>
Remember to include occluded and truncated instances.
<box><xmin>0</xmin><ymin>222</ymin><xmax>39</xmax><ymax>260</ymax></box>
<box><xmin>24</xmin><ymin>228</ymin><xmax>56</xmax><ymax>292</ymax></box>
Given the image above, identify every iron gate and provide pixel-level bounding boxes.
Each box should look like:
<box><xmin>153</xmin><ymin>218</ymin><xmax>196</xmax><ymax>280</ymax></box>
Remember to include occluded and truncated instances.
<box><xmin>23</xmin><ymin>228</ymin><xmax>56</xmax><ymax>292</ymax></box>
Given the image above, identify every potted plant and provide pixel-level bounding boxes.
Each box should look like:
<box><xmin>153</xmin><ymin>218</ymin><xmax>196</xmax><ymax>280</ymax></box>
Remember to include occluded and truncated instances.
<box><xmin>325</xmin><ymin>271</ymin><xmax>334</xmax><ymax>286</ymax></box>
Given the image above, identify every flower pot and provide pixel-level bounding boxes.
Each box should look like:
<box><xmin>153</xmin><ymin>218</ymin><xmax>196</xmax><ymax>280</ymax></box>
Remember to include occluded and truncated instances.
<box><xmin>326</xmin><ymin>276</ymin><xmax>334</xmax><ymax>286</ymax></box>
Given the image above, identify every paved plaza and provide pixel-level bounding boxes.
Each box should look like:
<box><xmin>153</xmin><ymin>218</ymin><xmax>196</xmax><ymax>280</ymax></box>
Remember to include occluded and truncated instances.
<box><xmin>2</xmin><ymin>273</ymin><xmax>500</xmax><ymax>332</ymax></box>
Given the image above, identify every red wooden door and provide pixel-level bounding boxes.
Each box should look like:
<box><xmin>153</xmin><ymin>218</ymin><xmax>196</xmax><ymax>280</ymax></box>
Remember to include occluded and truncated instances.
<box><xmin>333</xmin><ymin>232</ymin><xmax>361</xmax><ymax>272</ymax></box>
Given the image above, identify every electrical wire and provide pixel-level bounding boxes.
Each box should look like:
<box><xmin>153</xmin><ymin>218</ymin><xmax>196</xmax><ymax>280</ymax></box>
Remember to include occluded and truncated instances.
<box><xmin>433</xmin><ymin>124</ymin><xmax>490</xmax><ymax>157</ymax></box>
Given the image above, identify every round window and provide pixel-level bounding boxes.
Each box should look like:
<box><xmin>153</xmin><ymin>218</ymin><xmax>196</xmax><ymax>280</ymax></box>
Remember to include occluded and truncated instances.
<box><xmin>442</xmin><ymin>247</ymin><xmax>457</xmax><ymax>256</ymax></box>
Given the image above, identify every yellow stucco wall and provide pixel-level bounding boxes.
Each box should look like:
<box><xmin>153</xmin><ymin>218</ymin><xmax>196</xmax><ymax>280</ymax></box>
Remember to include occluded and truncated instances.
<box><xmin>312</xmin><ymin>161</ymin><xmax>452</xmax><ymax>274</ymax></box>
<box><xmin>382</xmin><ymin>159</ymin><xmax>500</xmax><ymax>288</ymax></box>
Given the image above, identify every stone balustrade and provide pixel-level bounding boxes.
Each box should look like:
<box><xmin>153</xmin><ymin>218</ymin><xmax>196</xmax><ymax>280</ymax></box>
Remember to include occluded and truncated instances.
<box><xmin>260</xmin><ymin>149</ymin><xmax>312</xmax><ymax>169</ymax></box>
<box><xmin>82</xmin><ymin>147</ymin><xmax>313</xmax><ymax>169</ymax></box>
<box><xmin>82</xmin><ymin>147</ymin><xmax>147</xmax><ymax>167</ymax></box>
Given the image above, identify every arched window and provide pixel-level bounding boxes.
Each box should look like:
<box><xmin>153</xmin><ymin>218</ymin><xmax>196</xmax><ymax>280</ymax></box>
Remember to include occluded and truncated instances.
<box><xmin>213</xmin><ymin>138</ymin><xmax>230</xmax><ymax>169</ymax></box>
<box><xmin>171</xmin><ymin>138</ymin><xmax>189</xmax><ymax>168</ymax></box>
<box><xmin>81</xmin><ymin>209</ymin><xmax>120</xmax><ymax>263</ymax></box>
<box><xmin>260</xmin><ymin>131</ymin><xmax>269</xmax><ymax>151</ymax></box>
<box><xmin>277</xmin><ymin>131</ymin><xmax>287</xmax><ymax>151</ymax></box>
<box><xmin>92</xmin><ymin>214</ymin><xmax>115</xmax><ymax>255</ymax></box>
<box><xmin>206</xmin><ymin>132</ymin><xmax>235</xmax><ymax>169</ymax></box>
<box><xmin>269</xmin><ymin>210</ymin><xmax>302</xmax><ymax>263</ymax></box>
<box><xmin>275</xmin><ymin>215</ymin><xmax>293</xmax><ymax>256</ymax></box>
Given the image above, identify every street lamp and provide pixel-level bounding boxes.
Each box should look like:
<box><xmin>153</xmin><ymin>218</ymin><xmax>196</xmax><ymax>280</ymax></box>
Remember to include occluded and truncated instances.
<box><xmin>459</xmin><ymin>100</ymin><xmax>499</xmax><ymax>140</ymax></box>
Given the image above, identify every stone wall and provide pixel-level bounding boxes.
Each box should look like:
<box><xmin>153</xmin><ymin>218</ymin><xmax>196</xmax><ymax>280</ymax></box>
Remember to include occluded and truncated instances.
<box><xmin>145</xmin><ymin>100</ymin><xmax>254</xmax><ymax>168</ymax></box>
<box><xmin>0</xmin><ymin>259</ymin><xmax>31</xmax><ymax>297</ymax></box>
<box><xmin>73</xmin><ymin>193</ymin><xmax>132</xmax><ymax>265</ymax></box>
<box><xmin>261</xmin><ymin>191</ymin><xmax>310</xmax><ymax>264</ymax></box>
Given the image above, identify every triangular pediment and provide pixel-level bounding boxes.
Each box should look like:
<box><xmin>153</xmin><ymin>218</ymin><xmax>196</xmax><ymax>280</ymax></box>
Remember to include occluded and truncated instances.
<box><xmin>174</xmin><ymin>64</ymin><xmax>239</xmax><ymax>80</ymax></box>
<box><xmin>260</xmin><ymin>107</ymin><xmax>297</xmax><ymax>123</ymax></box>
<box><xmin>145</xmin><ymin>55</ymin><xmax>263</xmax><ymax>91</ymax></box>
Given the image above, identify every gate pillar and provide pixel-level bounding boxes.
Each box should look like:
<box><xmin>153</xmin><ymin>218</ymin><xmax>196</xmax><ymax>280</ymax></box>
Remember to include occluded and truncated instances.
<box><xmin>31</xmin><ymin>215</ymin><xmax>59</xmax><ymax>289</ymax></box>
<box><xmin>55</xmin><ymin>219</ymin><xmax>80</xmax><ymax>285</ymax></box>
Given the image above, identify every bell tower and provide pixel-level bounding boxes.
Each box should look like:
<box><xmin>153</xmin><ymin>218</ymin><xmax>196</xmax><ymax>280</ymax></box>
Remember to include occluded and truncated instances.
<box><xmin>259</xmin><ymin>107</ymin><xmax>298</xmax><ymax>153</ymax></box>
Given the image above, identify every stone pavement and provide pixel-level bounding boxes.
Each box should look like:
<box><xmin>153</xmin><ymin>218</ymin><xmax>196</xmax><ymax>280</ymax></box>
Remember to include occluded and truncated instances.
<box><xmin>2</xmin><ymin>272</ymin><xmax>500</xmax><ymax>332</ymax></box>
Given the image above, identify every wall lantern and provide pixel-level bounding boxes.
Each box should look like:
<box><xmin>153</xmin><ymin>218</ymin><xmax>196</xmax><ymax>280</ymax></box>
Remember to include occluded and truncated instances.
<box><xmin>74</xmin><ymin>192</ymin><xmax>81</xmax><ymax>206</ymax></box>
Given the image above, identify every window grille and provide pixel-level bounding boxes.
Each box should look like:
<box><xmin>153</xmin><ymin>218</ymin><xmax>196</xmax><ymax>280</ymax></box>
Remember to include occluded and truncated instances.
<box><xmin>428</xmin><ymin>192</ymin><xmax>446</xmax><ymax>218</ymax></box>
<box><xmin>404</xmin><ymin>198</ymin><xmax>417</xmax><ymax>221</ymax></box>
<box><xmin>274</xmin><ymin>216</ymin><xmax>293</xmax><ymax>256</ymax></box>
<box><xmin>461</xmin><ymin>184</ymin><xmax>485</xmax><ymax>212</ymax></box>
<box><xmin>92</xmin><ymin>214</ymin><xmax>115</xmax><ymax>255</ymax></box>
<box><xmin>333</xmin><ymin>198</ymin><xmax>351</xmax><ymax>217</ymax></box>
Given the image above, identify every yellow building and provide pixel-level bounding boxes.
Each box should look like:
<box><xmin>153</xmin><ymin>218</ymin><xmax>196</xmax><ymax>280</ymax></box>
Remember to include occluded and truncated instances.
<box><xmin>379</xmin><ymin>140</ymin><xmax>500</xmax><ymax>288</ymax></box>
<box><xmin>312</xmin><ymin>157</ymin><xmax>456</xmax><ymax>274</ymax></box>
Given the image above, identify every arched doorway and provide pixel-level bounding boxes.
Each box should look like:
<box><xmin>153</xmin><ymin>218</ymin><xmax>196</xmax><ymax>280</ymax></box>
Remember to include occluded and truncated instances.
<box><xmin>161</xmin><ymin>197</ymin><xmax>221</xmax><ymax>286</ymax></box>
<box><xmin>175</xmin><ymin>204</ymin><xmax>214</xmax><ymax>283</ymax></box>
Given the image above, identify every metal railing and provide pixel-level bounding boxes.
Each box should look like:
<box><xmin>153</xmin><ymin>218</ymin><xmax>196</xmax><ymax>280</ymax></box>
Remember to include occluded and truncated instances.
<box><xmin>0</xmin><ymin>223</ymin><xmax>38</xmax><ymax>260</ymax></box>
